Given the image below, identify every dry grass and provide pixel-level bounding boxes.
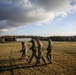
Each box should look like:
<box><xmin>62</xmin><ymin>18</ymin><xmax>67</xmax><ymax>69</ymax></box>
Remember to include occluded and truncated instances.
<box><xmin>0</xmin><ymin>41</ymin><xmax>76</xmax><ymax>75</ymax></box>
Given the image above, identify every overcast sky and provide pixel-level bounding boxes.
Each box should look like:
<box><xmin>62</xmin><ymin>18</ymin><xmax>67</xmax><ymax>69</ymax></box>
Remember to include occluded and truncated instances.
<box><xmin>0</xmin><ymin>0</ymin><xmax>76</xmax><ymax>36</ymax></box>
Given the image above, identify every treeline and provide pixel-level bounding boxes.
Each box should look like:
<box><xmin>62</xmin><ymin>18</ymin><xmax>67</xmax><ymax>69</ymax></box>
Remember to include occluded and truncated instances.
<box><xmin>0</xmin><ymin>35</ymin><xmax>33</xmax><ymax>43</ymax></box>
<box><xmin>0</xmin><ymin>35</ymin><xmax>76</xmax><ymax>43</ymax></box>
<box><xmin>0</xmin><ymin>36</ymin><xmax>16</xmax><ymax>43</ymax></box>
<box><xmin>39</xmin><ymin>36</ymin><xmax>76</xmax><ymax>41</ymax></box>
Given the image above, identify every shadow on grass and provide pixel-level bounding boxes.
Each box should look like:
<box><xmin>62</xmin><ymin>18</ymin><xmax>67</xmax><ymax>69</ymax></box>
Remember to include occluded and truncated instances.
<box><xmin>0</xmin><ymin>58</ymin><xmax>47</xmax><ymax>72</ymax></box>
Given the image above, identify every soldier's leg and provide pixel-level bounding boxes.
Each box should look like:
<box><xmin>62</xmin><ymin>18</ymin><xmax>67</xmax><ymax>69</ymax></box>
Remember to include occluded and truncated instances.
<box><xmin>49</xmin><ymin>53</ymin><xmax>52</xmax><ymax>63</ymax></box>
<box><xmin>36</xmin><ymin>55</ymin><xmax>40</xmax><ymax>65</ymax></box>
<box><xmin>42</xmin><ymin>55</ymin><xmax>47</xmax><ymax>64</ymax></box>
<box><xmin>20</xmin><ymin>53</ymin><xmax>24</xmax><ymax>60</ymax></box>
<box><xmin>35</xmin><ymin>53</ymin><xmax>37</xmax><ymax>58</ymax></box>
<box><xmin>28</xmin><ymin>53</ymin><xmax>34</xmax><ymax>63</ymax></box>
<box><xmin>46</xmin><ymin>53</ymin><xmax>50</xmax><ymax>62</ymax></box>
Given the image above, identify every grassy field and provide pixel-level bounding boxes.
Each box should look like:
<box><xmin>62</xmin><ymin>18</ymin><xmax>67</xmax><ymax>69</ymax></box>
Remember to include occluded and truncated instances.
<box><xmin>0</xmin><ymin>41</ymin><xmax>76</xmax><ymax>75</ymax></box>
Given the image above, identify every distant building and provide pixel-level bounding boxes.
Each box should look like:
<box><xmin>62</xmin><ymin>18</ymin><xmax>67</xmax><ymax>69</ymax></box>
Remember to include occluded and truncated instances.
<box><xmin>16</xmin><ymin>38</ymin><xmax>32</xmax><ymax>42</ymax></box>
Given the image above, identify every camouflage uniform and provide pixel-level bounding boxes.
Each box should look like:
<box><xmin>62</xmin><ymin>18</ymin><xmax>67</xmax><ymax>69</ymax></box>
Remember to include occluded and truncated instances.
<box><xmin>20</xmin><ymin>42</ymin><xmax>28</xmax><ymax>60</ymax></box>
<box><xmin>46</xmin><ymin>39</ymin><xmax>53</xmax><ymax>63</ymax></box>
<box><xmin>36</xmin><ymin>40</ymin><xmax>47</xmax><ymax>65</ymax></box>
<box><xmin>28</xmin><ymin>39</ymin><xmax>37</xmax><ymax>63</ymax></box>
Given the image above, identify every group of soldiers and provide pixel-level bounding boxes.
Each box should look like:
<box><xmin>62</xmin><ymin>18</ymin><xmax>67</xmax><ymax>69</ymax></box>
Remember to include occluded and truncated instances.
<box><xmin>20</xmin><ymin>39</ymin><xmax>53</xmax><ymax>65</ymax></box>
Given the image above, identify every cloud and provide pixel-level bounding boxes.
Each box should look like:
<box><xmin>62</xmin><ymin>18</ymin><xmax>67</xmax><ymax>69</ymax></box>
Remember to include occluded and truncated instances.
<box><xmin>0</xmin><ymin>0</ymin><xmax>76</xmax><ymax>32</ymax></box>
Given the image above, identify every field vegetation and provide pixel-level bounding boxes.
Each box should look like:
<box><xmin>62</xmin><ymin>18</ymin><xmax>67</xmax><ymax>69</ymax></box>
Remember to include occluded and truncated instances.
<box><xmin>0</xmin><ymin>41</ymin><xmax>76</xmax><ymax>75</ymax></box>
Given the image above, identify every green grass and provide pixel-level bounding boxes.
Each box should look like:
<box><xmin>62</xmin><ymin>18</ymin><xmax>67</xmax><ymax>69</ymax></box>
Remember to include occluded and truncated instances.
<box><xmin>0</xmin><ymin>41</ymin><xmax>76</xmax><ymax>75</ymax></box>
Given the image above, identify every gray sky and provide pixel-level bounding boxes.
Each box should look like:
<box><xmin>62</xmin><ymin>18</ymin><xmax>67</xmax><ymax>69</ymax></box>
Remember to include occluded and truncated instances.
<box><xmin>0</xmin><ymin>0</ymin><xmax>76</xmax><ymax>36</ymax></box>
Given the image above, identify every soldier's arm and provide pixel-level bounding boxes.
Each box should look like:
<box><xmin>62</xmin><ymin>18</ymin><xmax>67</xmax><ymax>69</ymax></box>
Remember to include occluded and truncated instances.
<box><xmin>29</xmin><ymin>46</ymin><xmax>33</xmax><ymax>50</ymax></box>
<box><xmin>20</xmin><ymin>49</ymin><xmax>23</xmax><ymax>53</ymax></box>
<box><xmin>46</xmin><ymin>48</ymin><xmax>48</xmax><ymax>50</ymax></box>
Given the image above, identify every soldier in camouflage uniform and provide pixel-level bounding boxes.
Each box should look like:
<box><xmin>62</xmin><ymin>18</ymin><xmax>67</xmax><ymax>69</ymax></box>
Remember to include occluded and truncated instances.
<box><xmin>46</xmin><ymin>39</ymin><xmax>53</xmax><ymax>63</ymax></box>
<box><xmin>36</xmin><ymin>39</ymin><xmax>47</xmax><ymax>65</ymax></box>
<box><xmin>20</xmin><ymin>42</ymin><xmax>28</xmax><ymax>61</ymax></box>
<box><xmin>28</xmin><ymin>39</ymin><xmax>37</xmax><ymax>63</ymax></box>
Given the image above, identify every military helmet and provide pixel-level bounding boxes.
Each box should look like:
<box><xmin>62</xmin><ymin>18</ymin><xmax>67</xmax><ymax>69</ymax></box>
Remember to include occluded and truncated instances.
<box><xmin>21</xmin><ymin>41</ymin><xmax>25</xmax><ymax>44</ymax></box>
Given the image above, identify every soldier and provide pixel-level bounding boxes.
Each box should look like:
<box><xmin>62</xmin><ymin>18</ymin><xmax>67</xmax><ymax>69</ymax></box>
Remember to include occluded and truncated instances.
<box><xmin>20</xmin><ymin>41</ymin><xmax>29</xmax><ymax>61</ymax></box>
<box><xmin>46</xmin><ymin>39</ymin><xmax>53</xmax><ymax>64</ymax></box>
<box><xmin>28</xmin><ymin>39</ymin><xmax>37</xmax><ymax>63</ymax></box>
<box><xmin>36</xmin><ymin>39</ymin><xmax>47</xmax><ymax>65</ymax></box>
